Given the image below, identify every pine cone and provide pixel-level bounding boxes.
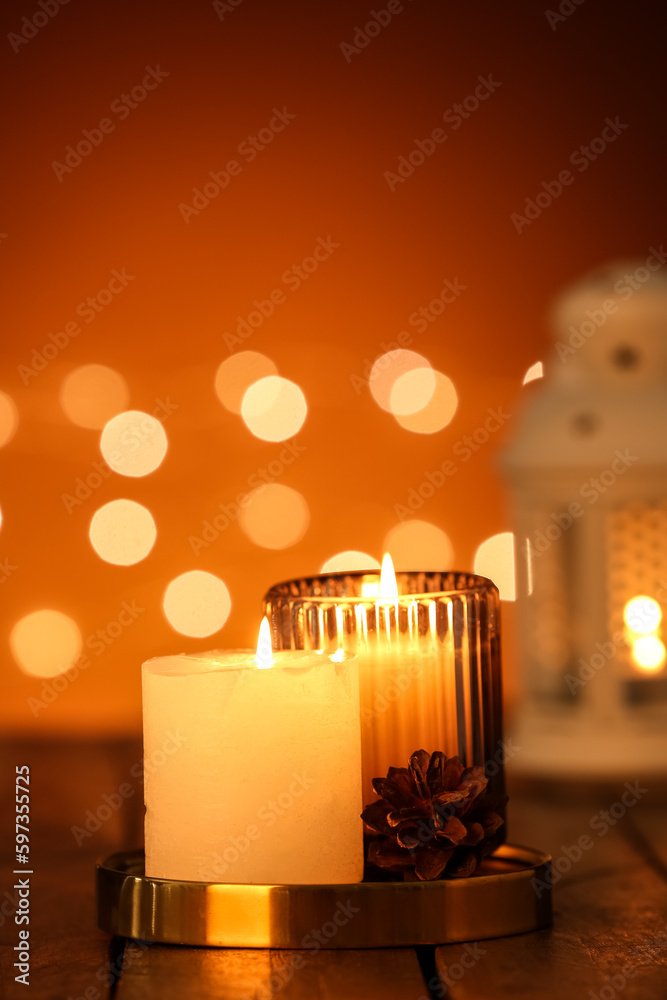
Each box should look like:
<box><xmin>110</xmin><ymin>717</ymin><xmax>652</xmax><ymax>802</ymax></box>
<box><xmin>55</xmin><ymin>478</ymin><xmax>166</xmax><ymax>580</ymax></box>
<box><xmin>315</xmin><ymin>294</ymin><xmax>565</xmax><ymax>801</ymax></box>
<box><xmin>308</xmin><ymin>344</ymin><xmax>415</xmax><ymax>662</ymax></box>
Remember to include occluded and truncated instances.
<box><xmin>362</xmin><ymin>749</ymin><xmax>506</xmax><ymax>881</ymax></box>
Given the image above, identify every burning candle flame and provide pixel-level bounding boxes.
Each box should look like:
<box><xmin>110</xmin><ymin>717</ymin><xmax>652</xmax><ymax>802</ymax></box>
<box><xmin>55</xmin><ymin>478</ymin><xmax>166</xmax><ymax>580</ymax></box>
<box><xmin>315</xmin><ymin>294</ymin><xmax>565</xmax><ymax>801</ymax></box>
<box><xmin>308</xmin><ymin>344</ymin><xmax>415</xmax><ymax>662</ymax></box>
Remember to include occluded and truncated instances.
<box><xmin>256</xmin><ymin>617</ymin><xmax>273</xmax><ymax>669</ymax></box>
<box><xmin>379</xmin><ymin>552</ymin><xmax>398</xmax><ymax>600</ymax></box>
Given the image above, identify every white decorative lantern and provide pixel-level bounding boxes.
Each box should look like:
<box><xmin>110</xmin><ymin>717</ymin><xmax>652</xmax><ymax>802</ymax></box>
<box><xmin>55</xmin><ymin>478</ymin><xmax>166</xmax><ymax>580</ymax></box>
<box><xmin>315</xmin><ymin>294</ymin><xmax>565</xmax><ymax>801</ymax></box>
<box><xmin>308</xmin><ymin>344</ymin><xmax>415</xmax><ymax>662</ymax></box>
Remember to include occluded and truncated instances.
<box><xmin>502</xmin><ymin>258</ymin><xmax>667</xmax><ymax>777</ymax></box>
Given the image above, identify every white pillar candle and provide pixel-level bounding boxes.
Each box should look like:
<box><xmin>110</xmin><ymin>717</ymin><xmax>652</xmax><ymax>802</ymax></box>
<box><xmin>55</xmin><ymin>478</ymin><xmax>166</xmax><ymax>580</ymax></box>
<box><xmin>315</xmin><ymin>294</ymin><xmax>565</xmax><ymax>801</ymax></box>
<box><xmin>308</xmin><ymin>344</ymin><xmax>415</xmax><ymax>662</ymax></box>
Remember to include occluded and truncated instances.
<box><xmin>142</xmin><ymin>638</ymin><xmax>363</xmax><ymax>884</ymax></box>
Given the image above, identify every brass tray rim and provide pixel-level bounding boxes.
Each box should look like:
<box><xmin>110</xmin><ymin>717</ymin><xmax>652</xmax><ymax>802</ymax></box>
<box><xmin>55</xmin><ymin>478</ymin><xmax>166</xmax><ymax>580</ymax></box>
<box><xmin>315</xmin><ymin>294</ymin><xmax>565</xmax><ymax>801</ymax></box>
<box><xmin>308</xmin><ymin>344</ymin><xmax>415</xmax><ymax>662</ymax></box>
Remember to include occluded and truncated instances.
<box><xmin>96</xmin><ymin>843</ymin><xmax>552</xmax><ymax>948</ymax></box>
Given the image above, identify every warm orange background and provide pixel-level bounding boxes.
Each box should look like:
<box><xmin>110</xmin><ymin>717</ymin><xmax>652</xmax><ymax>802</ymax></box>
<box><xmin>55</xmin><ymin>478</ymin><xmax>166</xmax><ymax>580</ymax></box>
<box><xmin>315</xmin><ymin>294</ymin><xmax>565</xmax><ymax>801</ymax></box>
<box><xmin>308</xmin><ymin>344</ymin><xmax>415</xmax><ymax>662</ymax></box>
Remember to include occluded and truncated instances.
<box><xmin>1</xmin><ymin>0</ymin><xmax>664</xmax><ymax>734</ymax></box>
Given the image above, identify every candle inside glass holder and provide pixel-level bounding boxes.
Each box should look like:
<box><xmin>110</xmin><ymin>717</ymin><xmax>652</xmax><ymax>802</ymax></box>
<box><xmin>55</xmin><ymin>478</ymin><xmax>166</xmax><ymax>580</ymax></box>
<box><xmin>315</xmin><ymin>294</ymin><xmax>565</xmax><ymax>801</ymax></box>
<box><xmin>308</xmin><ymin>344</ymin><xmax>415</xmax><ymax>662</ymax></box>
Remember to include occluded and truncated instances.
<box><xmin>263</xmin><ymin>566</ymin><xmax>505</xmax><ymax>820</ymax></box>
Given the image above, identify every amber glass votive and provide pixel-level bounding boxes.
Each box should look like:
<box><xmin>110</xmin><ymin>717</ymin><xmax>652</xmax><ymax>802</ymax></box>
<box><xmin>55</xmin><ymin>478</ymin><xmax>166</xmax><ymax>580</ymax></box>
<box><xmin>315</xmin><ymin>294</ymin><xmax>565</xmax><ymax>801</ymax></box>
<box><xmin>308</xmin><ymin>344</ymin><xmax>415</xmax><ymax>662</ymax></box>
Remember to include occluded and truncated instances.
<box><xmin>263</xmin><ymin>571</ymin><xmax>505</xmax><ymax>818</ymax></box>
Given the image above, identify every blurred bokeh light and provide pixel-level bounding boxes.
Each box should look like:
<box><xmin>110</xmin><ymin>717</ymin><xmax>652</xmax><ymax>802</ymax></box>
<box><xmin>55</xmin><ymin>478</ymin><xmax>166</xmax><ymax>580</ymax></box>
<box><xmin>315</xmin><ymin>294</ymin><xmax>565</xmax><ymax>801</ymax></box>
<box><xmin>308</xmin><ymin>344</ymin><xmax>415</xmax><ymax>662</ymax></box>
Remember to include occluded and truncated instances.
<box><xmin>240</xmin><ymin>484</ymin><xmax>310</xmax><ymax>549</ymax></box>
<box><xmin>100</xmin><ymin>411</ymin><xmax>168</xmax><ymax>477</ymax></box>
<box><xmin>522</xmin><ymin>362</ymin><xmax>544</xmax><ymax>386</ymax></box>
<box><xmin>214</xmin><ymin>352</ymin><xmax>278</xmax><ymax>414</ymax></box>
<box><xmin>393</xmin><ymin>371</ymin><xmax>458</xmax><ymax>434</ymax></box>
<box><xmin>240</xmin><ymin>375</ymin><xmax>307</xmax><ymax>441</ymax></box>
<box><xmin>163</xmin><ymin>570</ymin><xmax>232</xmax><ymax>638</ymax></box>
<box><xmin>383</xmin><ymin>521</ymin><xmax>454</xmax><ymax>570</ymax></box>
<box><xmin>60</xmin><ymin>364</ymin><xmax>130</xmax><ymax>429</ymax></box>
<box><xmin>10</xmin><ymin>610</ymin><xmax>82</xmax><ymax>679</ymax></box>
<box><xmin>370</xmin><ymin>350</ymin><xmax>434</xmax><ymax>413</ymax></box>
<box><xmin>89</xmin><ymin>499</ymin><xmax>157</xmax><ymax>565</ymax></box>
<box><xmin>321</xmin><ymin>550</ymin><xmax>382</xmax><ymax>573</ymax></box>
<box><xmin>0</xmin><ymin>391</ymin><xmax>19</xmax><ymax>448</ymax></box>
<box><xmin>474</xmin><ymin>531</ymin><xmax>516</xmax><ymax>602</ymax></box>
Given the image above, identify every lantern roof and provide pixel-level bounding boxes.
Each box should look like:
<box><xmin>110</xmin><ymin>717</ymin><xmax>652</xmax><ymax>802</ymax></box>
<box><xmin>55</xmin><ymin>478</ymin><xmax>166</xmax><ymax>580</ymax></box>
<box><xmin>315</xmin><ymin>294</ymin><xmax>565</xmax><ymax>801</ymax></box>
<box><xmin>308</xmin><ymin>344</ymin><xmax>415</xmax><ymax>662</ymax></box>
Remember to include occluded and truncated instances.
<box><xmin>503</xmin><ymin>259</ymin><xmax>667</xmax><ymax>472</ymax></box>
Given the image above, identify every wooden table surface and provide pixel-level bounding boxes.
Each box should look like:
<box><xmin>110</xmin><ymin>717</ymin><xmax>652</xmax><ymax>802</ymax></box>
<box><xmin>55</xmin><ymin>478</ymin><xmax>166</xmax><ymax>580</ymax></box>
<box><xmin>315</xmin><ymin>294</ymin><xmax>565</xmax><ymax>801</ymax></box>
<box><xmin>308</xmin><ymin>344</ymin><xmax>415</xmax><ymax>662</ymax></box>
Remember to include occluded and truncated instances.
<box><xmin>2</xmin><ymin>740</ymin><xmax>667</xmax><ymax>999</ymax></box>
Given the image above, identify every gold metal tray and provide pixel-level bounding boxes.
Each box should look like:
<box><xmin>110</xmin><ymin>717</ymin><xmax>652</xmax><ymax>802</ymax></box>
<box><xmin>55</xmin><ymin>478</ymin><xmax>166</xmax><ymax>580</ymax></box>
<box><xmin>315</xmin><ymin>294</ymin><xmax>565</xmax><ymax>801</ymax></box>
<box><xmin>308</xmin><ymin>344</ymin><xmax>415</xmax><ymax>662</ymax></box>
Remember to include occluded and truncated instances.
<box><xmin>96</xmin><ymin>844</ymin><xmax>551</xmax><ymax>948</ymax></box>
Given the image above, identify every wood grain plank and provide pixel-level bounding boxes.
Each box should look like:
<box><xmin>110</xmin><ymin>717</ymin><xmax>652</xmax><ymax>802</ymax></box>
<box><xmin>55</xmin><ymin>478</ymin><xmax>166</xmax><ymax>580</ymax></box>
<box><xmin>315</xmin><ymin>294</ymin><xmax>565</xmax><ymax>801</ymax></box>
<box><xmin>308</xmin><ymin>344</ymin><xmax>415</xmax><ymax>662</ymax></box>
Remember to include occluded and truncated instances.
<box><xmin>435</xmin><ymin>792</ymin><xmax>667</xmax><ymax>1000</ymax></box>
<box><xmin>435</xmin><ymin>864</ymin><xmax>667</xmax><ymax>1000</ymax></box>
<box><xmin>508</xmin><ymin>793</ymin><xmax>647</xmax><ymax>878</ymax></box>
<box><xmin>115</xmin><ymin>944</ymin><xmax>428</xmax><ymax>1000</ymax></box>
<box><xmin>624</xmin><ymin>807</ymin><xmax>667</xmax><ymax>877</ymax></box>
<box><xmin>0</xmin><ymin>739</ymin><xmax>141</xmax><ymax>1000</ymax></box>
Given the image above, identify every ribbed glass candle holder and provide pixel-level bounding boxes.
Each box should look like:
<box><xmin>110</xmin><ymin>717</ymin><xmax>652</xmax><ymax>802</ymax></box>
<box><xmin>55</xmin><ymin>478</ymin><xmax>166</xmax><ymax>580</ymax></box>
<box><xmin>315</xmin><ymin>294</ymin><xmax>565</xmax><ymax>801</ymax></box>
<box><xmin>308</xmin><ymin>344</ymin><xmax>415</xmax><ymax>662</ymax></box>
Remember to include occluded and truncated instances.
<box><xmin>263</xmin><ymin>571</ymin><xmax>505</xmax><ymax>816</ymax></box>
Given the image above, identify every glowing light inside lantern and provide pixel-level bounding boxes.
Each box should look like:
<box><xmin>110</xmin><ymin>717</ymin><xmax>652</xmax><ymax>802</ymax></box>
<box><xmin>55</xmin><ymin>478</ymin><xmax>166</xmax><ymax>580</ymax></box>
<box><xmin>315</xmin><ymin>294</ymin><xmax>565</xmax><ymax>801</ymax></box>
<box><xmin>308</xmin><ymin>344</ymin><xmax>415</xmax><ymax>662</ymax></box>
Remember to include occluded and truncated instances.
<box><xmin>256</xmin><ymin>617</ymin><xmax>273</xmax><ymax>669</ymax></box>
<box><xmin>361</xmin><ymin>581</ymin><xmax>380</xmax><ymax>598</ymax></box>
<box><xmin>623</xmin><ymin>596</ymin><xmax>662</xmax><ymax>635</ymax></box>
<box><xmin>631</xmin><ymin>635</ymin><xmax>666</xmax><ymax>672</ymax></box>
